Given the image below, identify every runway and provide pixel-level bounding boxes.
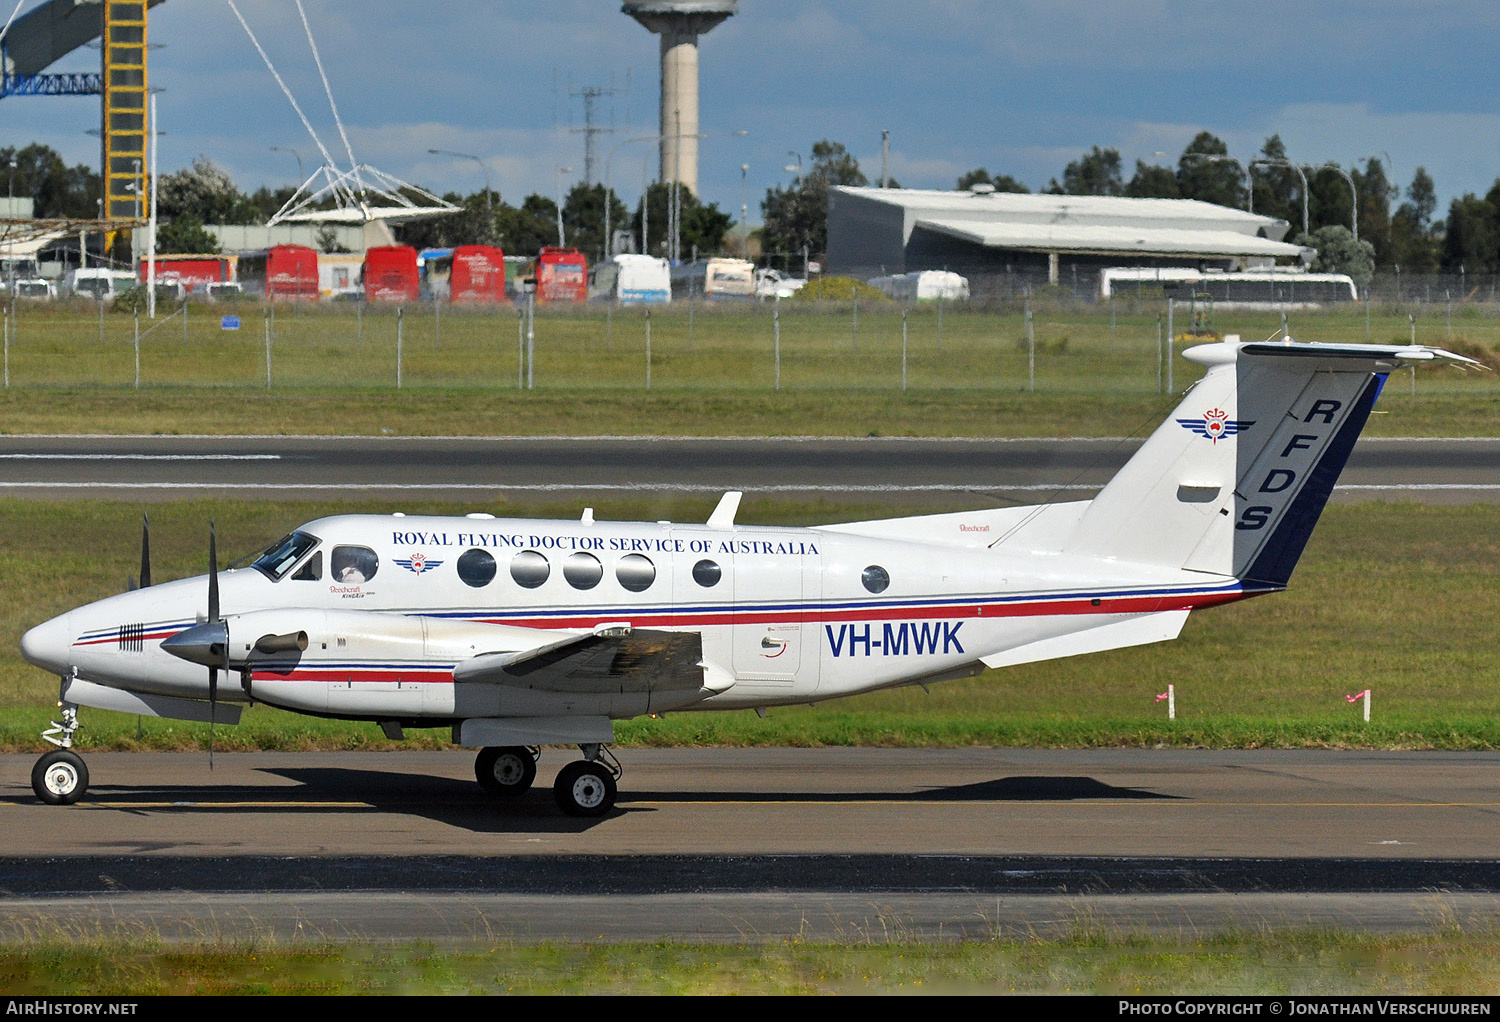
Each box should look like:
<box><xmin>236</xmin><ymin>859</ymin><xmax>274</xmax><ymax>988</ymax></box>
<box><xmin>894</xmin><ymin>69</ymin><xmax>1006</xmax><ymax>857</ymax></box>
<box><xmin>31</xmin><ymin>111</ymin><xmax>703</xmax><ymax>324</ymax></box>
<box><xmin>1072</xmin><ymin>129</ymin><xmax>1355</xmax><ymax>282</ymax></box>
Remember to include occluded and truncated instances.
<box><xmin>0</xmin><ymin>435</ymin><xmax>1493</xmax><ymax>504</ymax></box>
<box><xmin>4</xmin><ymin>749</ymin><xmax>1500</xmax><ymax>941</ymax></box>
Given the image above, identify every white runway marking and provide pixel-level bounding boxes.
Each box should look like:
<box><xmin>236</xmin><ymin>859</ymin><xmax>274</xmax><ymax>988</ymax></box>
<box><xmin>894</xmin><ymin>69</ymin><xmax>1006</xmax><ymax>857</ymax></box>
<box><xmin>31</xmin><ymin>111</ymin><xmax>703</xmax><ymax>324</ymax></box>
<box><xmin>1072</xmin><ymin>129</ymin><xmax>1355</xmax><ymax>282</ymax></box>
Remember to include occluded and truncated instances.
<box><xmin>0</xmin><ymin>454</ymin><xmax>281</xmax><ymax>461</ymax></box>
<box><xmin>0</xmin><ymin>481</ymin><xmax>1491</xmax><ymax>493</ymax></box>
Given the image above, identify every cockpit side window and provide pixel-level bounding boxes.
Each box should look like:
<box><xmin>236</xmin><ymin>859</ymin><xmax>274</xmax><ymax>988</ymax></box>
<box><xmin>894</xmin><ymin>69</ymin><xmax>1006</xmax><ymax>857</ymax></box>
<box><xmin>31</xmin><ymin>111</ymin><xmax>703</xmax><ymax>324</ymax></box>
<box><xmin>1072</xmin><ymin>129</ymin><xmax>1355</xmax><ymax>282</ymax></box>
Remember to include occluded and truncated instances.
<box><xmin>331</xmin><ymin>545</ymin><xmax>379</xmax><ymax>584</ymax></box>
<box><xmin>252</xmin><ymin>531</ymin><xmax>321</xmax><ymax>582</ymax></box>
<box><xmin>291</xmin><ymin>550</ymin><xmax>323</xmax><ymax>581</ymax></box>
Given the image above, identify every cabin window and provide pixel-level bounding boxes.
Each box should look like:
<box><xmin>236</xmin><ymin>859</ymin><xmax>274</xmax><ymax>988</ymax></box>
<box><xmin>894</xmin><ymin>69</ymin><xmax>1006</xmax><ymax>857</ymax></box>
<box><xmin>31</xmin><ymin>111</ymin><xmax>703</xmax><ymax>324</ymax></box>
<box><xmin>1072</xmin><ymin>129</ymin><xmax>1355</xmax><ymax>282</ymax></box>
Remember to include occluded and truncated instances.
<box><xmin>862</xmin><ymin>565</ymin><xmax>890</xmax><ymax>594</ymax></box>
<box><xmin>564</xmin><ymin>552</ymin><xmax>603</xmax><ymax>590</ymax></box>
<box><xmin>692</xmin><ymin>559</ymin><xmax>722</xmax><ymax>588</ymax></box>
<box><xmin>331</xmin><ymin>545</ymin><xmax>379</xmax><ymax>584</ymax></box>
<box><xmin>252</xmin><ymin>530</ymin><xmax>320</xmax><ymax>582</ymax></box>
<box><xmin>510</xmin><ymin>550</ymin><xmax>550</xmax><ymax>589</ymax></box>
<box><xmin>457</xmin><ymin>549</ymin><xmax>497</xmax><ymax>588</ymax></box>
<box><xmin>616</xmin><ymin>554</ymin><xmax>655</xmax><ymax>592</ymax></box>
<box><xmin>291</xmin><ymin>550</ymin><xmax>323</xmax><ymax>581</ymax></box>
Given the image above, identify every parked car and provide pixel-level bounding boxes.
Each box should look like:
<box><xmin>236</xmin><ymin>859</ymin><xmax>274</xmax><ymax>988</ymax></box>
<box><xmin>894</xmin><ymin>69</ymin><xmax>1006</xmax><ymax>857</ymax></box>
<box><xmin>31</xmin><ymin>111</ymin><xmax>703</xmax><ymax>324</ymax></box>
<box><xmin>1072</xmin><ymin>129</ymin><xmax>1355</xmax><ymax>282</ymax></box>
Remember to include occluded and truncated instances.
<box><xmin>755</xmin><ymin>268</ymin><xmax>807</xmax><ymax>299</ymax></box>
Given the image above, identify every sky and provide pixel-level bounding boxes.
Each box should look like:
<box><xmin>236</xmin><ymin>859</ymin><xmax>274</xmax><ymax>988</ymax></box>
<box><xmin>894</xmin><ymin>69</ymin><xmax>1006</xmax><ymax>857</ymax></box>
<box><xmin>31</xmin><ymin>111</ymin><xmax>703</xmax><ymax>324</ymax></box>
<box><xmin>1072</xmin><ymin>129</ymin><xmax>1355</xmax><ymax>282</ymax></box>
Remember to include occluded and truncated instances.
<box><xmin>4</xmin><ymin>0</ymin><xmax>1500</xmax><ymax>224</ymax></box>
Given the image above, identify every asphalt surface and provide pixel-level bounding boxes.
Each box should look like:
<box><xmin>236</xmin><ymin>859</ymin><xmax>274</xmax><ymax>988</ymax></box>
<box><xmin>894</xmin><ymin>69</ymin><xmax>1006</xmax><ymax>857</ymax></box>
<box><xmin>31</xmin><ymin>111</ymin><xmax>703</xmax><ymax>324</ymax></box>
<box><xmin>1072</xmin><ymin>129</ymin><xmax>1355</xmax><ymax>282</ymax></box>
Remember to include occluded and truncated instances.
<box><xmin>4</xmin><ymin>748</ymin><xmax>1500</xmax><ymax>941</ymax></box>
<box><xmin>0</xmin><ymin>434</ymin><xmax>1493</xmax><ymax>504</ymax></box>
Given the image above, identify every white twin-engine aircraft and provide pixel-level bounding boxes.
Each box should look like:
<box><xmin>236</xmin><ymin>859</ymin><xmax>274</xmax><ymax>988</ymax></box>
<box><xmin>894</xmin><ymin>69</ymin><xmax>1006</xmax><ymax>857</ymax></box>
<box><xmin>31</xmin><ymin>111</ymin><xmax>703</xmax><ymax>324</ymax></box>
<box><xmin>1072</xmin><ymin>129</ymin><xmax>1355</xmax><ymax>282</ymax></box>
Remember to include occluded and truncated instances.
<box><xmin>19</xmin><ymin>339</ymin><xmax>1482</xmax><ymax>815</ymax></box>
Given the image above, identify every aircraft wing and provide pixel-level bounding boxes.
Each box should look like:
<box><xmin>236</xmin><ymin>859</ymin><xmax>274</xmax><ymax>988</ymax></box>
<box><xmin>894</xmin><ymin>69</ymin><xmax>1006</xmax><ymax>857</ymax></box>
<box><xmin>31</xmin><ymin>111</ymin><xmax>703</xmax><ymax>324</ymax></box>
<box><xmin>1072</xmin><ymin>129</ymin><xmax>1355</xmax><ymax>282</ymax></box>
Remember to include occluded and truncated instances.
<box><xmin>452</xmin><ymin>624</ymin><xmax>708</xmax><ymax>696</ymax></box>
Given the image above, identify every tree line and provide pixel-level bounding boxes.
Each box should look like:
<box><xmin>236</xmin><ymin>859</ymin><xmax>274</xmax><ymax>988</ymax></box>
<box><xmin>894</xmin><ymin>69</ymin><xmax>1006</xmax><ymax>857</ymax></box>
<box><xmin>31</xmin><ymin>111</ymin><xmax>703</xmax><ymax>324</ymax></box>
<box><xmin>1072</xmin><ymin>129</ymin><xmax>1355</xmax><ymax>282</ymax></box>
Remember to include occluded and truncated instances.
<box><xmin>5</xmin><ymin>133</ymin><xmax>1498</xmax><ymax>277</ymax></box>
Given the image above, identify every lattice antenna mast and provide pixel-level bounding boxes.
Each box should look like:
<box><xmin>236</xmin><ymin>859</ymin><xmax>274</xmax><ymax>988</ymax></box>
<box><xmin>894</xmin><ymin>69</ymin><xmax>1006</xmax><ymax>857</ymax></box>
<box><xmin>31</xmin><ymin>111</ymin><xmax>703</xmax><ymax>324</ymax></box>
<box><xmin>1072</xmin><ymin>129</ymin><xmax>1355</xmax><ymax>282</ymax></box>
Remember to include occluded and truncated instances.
<box><xmin>570</xmin><ymin>79</ymin><xmax>624</xmax><ymax>185</ymax></box>
<box><xmin>293</xmin><ymin>0</ymin><xmax>365</xmax><ymax>201</ymax></box>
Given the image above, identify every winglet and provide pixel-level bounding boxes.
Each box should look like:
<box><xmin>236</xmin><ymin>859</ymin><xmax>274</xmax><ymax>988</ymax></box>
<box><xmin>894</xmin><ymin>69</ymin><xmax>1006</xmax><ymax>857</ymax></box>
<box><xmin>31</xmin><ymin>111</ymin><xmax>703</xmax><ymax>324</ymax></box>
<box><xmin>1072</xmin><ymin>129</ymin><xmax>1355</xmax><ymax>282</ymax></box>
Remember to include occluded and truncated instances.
<box><xmin>707</xmin><ymin>491</ymin><xmax>742</xmax><ymax>530</ymax></box>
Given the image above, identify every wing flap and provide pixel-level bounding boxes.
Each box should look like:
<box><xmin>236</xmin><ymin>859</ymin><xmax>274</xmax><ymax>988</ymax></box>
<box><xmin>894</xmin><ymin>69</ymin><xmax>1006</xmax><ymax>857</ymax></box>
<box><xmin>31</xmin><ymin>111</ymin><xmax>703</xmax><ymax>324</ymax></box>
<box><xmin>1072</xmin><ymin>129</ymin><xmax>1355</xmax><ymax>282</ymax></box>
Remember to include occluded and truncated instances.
<box><xmin>453</xmin><ymin>625</ymin><xmax>706</xmax><ymax>695</ymax></box>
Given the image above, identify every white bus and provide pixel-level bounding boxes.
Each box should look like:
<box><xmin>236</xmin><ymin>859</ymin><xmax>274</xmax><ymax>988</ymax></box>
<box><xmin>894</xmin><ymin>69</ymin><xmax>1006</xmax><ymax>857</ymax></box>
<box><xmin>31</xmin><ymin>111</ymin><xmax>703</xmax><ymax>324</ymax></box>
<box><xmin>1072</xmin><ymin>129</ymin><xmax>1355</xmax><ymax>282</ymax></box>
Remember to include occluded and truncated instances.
<box><xmin>1099</xmin><ymin>267</ymin><xmax>1359</xmax><ymax>307</ymax></box>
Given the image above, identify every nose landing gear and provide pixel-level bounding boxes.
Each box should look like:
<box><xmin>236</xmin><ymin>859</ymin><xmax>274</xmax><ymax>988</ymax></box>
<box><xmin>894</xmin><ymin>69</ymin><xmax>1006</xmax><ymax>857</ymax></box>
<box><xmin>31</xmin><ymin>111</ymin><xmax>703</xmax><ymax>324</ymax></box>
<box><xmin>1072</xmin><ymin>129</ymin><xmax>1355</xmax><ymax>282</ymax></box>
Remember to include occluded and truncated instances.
<box><xmin>33</xmin><ymin>684</ymin><xmax>87</xmax><ymax>805</ymax></box>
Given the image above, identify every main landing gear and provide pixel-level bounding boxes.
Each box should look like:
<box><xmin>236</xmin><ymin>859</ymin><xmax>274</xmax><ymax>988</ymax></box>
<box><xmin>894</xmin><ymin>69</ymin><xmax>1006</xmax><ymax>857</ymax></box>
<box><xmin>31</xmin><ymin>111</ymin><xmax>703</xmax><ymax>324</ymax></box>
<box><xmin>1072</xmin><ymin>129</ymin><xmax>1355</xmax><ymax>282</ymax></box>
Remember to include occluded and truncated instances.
<box><xmin>32</xmin><ymin>691</ymin><xmax>88</xmax><ymax>805</ymax></box>
<box><xmin>472</xmin><ymin>743</ymin><xmax>622</xmax><ymax>817</ymax></box>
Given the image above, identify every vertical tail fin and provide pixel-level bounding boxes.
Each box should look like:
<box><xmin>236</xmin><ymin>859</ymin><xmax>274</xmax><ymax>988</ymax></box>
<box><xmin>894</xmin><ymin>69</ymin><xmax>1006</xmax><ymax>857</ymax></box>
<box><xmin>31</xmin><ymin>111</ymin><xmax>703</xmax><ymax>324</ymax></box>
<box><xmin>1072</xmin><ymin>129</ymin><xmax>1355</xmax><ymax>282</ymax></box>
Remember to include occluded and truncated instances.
<box><xmin>1063</xmin><ymin>340</ymin><xmax>1482</xmax><ymax>586</ymax></box>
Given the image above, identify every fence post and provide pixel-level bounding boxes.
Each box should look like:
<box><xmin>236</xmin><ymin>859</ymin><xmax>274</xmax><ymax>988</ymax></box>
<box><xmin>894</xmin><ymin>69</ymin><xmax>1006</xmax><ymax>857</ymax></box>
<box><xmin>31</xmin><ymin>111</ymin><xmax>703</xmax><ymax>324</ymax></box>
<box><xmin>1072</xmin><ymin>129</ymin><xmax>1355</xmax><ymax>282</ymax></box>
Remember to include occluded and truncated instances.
<box><xmin>516</xmin><ymin>306</ymin><xmax>524</xmax><ymax>388</ymax></box>
<box><xmin>396</xmin><ymin>306</ymin><xmax>404</xmax><ymax>390</ymax></box>
<box><xmin>98</xmin><ymin>296</ymin><xmax>105</xmax><ymax>345</ymax></box>
<box><xmin>1165</xmin><ymin>299</ymin><xmax>1174</xmax><ymax>394</ymax></box>
<box><xmin>265</xmin><ymin>305</ymin><xmax>273</xmax><ymax>390</ymax></box>
<box><xmin>3</xmin><ymin>304</ymin><xmax>9</xmax><ymax>389</ymax></box>
<box><xmin>901</xmin><ymin>307</ymin><xmax>908</xmax><ymax>392</ymax></box>
<box><xmin>773</xmin><ymin>296</ymin><xmax>782</xmax><ymax>391</ymax></box>
<box><xmin>1156</xmin><ymin>313</ymin><xmax>1163</xmax><ymax>394</ymax></box>
<box><xmin>851</xmin><ymin>296</ymin><xmax>858</xmax><ymax>354</ymax></box>
<box><xmin>936</xmin><ymin>290</ymin><xmax>943</xmax><ymax>353</ymax></box>
<box><xmin>645</xmin><ymin>308</ymin><xmax>652</xmax><ymax>389</ymax></box>
<box><xmin>357</xmin><ymin>301</ymin><xmax>363</xmax><ymax>348</ymax></box>
<box><xmin>605</xmin><ymin>301</ymin><xmax>612</xmax><ymax>350</ymax></box>
<box><xmin>526</xmin><ymin>291</ymin><xmax>535</xmax><ymax>390</ymax></box>
<box><xmin>133</xmin><ymin>307</ymin><xmax>140</xmax><ymax>389</ymax></box>
<box><xmin>1025</xmin><ymin>298</ymin><xmax>1035</xmax><ymax>393</ymax></box>
<box><xmin>434</xmin><ymin>296</ymin><xmax>441</xmax><ymax>349</ymax></box>
<box><xmin>1409</xmin><ymin>314</ymin><xmax>1417</xmax><ymax>395</ymax></box>
<box><xmin>182</xmin><ymin>295</ymin><xmax>188</xmax><ymax>344</ymax></box>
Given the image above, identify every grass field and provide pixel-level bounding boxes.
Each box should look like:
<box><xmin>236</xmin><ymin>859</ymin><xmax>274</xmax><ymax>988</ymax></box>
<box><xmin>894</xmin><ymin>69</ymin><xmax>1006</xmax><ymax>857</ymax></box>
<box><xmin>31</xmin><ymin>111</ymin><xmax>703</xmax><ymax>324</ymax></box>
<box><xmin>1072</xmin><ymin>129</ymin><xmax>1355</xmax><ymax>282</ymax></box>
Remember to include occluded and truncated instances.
<box><xmin>4</xmin><ymin>929</ymin><xmax>1500</xmax><ymax>994</ymax></box>
<box><xmin>0</xmin><ymin>298</ymin><xmax>1495</xmax><ymax>436</ymax></box>
<box><xmin>1</xmin><ymin>497</ymin><xmax>1494</xmax><ymax>753</ymax></box>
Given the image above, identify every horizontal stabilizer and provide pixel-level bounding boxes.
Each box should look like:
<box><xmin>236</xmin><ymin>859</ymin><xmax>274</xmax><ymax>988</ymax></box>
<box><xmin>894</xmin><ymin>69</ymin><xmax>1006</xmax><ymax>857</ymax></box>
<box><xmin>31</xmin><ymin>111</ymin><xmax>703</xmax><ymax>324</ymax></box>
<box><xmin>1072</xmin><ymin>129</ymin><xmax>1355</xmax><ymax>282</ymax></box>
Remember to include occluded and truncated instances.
<box><xmin>980</xmin><ymin>611</ymin><xmax>1189</xmax><ymax>669</ymax></box>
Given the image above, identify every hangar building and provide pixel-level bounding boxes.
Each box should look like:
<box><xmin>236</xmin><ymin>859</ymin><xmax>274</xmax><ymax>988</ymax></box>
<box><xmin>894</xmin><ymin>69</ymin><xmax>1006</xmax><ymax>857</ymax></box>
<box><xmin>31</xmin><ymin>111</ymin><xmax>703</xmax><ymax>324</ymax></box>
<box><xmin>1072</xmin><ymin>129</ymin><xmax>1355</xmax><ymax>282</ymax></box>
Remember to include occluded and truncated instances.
<box><xmin>826</xmin><ymin>186</ymin><xmax>1307</xmax><ymax>290</ymax></box>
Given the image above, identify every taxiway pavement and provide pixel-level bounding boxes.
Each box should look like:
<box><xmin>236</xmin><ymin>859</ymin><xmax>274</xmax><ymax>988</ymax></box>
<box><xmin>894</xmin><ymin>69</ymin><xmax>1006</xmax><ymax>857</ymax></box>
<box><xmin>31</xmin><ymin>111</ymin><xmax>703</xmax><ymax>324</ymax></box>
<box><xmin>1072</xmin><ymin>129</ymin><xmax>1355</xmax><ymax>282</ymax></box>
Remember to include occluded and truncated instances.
<box><xmin>3</xmin><ymin>748</ymin><xmax>1498</xmax><ymax>941</ymax></box>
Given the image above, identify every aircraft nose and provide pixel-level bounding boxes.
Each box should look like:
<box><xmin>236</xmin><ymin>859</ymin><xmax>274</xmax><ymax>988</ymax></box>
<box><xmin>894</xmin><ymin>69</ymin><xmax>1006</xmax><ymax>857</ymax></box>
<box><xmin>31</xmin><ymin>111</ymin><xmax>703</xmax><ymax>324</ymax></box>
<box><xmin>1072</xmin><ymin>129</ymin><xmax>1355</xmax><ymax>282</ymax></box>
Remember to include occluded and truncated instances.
<box><xmin>20</xmin><ymin>612</ymin><xmax>74</xmax><ymax>675</ymax></box>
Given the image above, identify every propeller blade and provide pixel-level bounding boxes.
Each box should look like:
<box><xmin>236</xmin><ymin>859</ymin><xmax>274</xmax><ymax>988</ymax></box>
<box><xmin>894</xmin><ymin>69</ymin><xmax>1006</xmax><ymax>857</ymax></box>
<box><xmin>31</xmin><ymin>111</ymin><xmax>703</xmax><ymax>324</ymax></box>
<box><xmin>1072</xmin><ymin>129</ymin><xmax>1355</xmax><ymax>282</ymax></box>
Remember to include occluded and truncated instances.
<box><xmin>139</xmin><ymin>513</ymin><xmax>151</xmax><ymax>589</ymax></box>
<box><xmin>208</xmin><ymin>522</ymin><xmax>219</xmax><ymax>624</ymax></box>
<box><xmin>208</xmin><ymin>665</ymin><xmax>217</xmax><ymax>770</ymax></box>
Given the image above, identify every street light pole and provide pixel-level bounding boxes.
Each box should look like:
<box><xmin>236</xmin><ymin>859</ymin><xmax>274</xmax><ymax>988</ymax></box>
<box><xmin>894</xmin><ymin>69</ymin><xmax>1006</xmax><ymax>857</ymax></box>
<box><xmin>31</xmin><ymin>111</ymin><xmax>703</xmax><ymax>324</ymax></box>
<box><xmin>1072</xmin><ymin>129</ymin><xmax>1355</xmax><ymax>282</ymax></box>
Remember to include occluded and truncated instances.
<box><xmin>1250</xmin><ymin>158</ymin><xmax>1310</xmax><ymax>237</ymax></box>
<box><xmin>427</xmin><ymin>149</ymin><xmax>492</xmax><ymax>210</ymax></box>
<box><xmin>270</xmin><ymin>146</ymin><xmax>304</xmax><ymax>184</ymax></box>
<box><xmin>603</xmin><ymin>130</ymin><xmax>748</xmax><ymax>264</ymax></box>
<box><xmin>1311</xmin><ymin>163</ymin><xmax>1359</xmax><ymax>242</ymax></box>
<box><xmin>740</xmin><ymin>162</ymin><xmax>749</xmax><ymax>256</ymax></box>
<box><xmin>554</xmin><ymin>165</ymin><xmax>573</xmax><ymax>247</ymax></box>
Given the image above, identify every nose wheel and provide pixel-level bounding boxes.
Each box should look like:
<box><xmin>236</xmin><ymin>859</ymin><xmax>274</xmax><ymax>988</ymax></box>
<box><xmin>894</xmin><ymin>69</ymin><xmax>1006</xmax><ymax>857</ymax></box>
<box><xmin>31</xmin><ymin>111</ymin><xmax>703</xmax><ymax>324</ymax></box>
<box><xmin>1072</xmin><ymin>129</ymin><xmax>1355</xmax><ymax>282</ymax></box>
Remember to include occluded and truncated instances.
<box><xmin>32</xmin><ymin>749</ymin><xmax>88</xmax><ymax>805</ymax></box>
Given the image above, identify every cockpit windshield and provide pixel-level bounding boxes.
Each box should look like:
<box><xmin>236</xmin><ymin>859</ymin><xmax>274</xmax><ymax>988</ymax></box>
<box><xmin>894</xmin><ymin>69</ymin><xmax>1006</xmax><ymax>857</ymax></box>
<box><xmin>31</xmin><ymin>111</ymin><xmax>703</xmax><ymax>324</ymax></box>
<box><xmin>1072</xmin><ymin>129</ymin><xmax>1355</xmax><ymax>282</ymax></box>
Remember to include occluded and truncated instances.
<box><xmin>252</xmin><ymin>531</ymin><xmax>321</xmax><ymax>581</ymax></box>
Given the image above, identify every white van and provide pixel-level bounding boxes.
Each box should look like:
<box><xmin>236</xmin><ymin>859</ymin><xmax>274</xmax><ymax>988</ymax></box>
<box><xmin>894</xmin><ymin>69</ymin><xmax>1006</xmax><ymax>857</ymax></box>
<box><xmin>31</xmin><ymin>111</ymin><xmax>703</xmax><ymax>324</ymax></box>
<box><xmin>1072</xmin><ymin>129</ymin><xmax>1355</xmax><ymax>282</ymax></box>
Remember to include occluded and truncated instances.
<box><xmin>868</xmin><ymin>270</ymin><xmax>970</xmax><ymax>302</ymax></box>
<box><xmin>703</xmin><ymin>258</ymin><xmax>755</xmax><ymax>298</ymax></box>
<box><xmin>613</xmin><ymin>254</ymin><xmax>671</xmax><ymax>304</ymax></box>
<box><xmin>65</xmin><ymin>268</ymin><xmax>135</xmax><ymax>300</ymax></box>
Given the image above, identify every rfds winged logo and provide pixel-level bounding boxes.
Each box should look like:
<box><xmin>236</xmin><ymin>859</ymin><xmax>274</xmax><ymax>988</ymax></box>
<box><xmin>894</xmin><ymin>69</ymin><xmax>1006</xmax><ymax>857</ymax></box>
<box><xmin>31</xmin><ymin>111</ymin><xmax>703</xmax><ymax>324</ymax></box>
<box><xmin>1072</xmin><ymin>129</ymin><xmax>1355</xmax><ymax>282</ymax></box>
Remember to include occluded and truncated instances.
<box><xmin>1177</xmin><ymin>407</ymin><xmax>1254</xmax><ymax>444</ymax></box>
<box><xmin>395</xmin><ymin>552</ymin><xmax>443</xmax><ymax>575</ymax></box>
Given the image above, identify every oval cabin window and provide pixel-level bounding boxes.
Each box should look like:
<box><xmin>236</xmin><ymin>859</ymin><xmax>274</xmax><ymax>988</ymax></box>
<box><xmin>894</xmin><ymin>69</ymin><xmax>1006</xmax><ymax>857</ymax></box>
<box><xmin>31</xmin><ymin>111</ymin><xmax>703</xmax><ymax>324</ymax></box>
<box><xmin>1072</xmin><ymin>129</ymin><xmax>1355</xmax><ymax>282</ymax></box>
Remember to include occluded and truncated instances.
<box><xmin>861</xmin><ymin>565</ymin><xmax>890</xmax><ymax>594</ymax></box>
<box><xmin>692</xmin><ymin>559</ymin><xmax>722</xmax><ymax>588</ymax></box>
<box><xmin>510</xmin><ymin>550</ymin><xmax>550</xmax><ymax>589</ymax></box>
<box><xmin>616</xmin><ymin>554</ymin><xmax>656</xmax><ymax>592</ymax></box>
<box><xmin>563</xmin><ymin>552</ymin><xmax>603</xmax><ymax>590</ymax></box>
<box><xmin>457</xmin><ymin>549</ymin><xmax>497</xmax><ymax>588</ymax></box>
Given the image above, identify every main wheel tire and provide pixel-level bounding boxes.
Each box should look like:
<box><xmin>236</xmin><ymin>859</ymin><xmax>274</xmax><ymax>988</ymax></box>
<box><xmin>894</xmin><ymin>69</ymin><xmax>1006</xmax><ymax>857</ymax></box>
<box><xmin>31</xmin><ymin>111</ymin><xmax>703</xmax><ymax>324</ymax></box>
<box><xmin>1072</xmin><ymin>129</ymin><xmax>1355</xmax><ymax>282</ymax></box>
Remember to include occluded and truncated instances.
<box><xmin>475</xmin><ymin>746</ymin><xmax>537</xmax><ymax>798</ymax></box>
<box><xmin>553</xmin><ymin>760</ymin><xmax>617</xmax><ymax>818</ymax></box>
<box><xmin>32</xmin><ymin>750</ymin><xmax>88</xmax><ymax>806</ymax></box>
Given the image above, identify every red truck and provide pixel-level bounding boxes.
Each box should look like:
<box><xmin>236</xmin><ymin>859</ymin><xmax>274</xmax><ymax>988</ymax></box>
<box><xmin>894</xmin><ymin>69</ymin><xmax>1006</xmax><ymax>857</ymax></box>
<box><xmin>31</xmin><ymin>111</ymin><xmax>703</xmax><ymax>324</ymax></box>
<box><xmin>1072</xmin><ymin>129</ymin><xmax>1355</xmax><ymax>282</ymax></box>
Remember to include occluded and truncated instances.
<box><xmin>139</xmin><ymin>255</ymin><xmax>235</xmax><ymax>295</ymax></box>
<box><xmin>449</xmin><ymin>245</ymin><xmax>507</xmax><ymax>303</ymax></box>
<box><xmin>535</xmin><ymin>246</ymin><xmax>587</xmax><ymax>302</ymax></box>
<box><xmin>365</xmin><ymin>245</ymin><xmax>420</xmax><ymax>302</ymax></box>
<box><xmin>265</xmin><ymin>244</ymin><xmax>319</xmax><ymax>301</ymax></box>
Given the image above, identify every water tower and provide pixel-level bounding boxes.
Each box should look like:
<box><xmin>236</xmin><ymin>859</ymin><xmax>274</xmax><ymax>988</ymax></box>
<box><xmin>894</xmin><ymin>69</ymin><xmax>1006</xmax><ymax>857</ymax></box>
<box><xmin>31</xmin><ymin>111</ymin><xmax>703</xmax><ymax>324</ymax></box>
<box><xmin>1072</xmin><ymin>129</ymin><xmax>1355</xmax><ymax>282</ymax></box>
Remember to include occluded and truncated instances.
<box><xmin>622</xmin><ymin>1</ymin><xmax>737</xmax><ymax>198</ymax></box>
